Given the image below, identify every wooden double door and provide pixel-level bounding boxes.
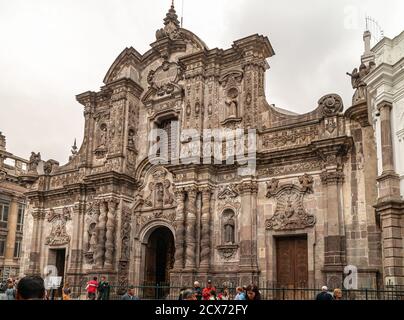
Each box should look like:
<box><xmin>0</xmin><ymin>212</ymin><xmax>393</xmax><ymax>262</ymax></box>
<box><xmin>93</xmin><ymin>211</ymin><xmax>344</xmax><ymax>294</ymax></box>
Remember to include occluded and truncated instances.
<box><xmin>276</xmin><ymin>236</ymin><xmax>308</xmax><ymax>289</ymax></box>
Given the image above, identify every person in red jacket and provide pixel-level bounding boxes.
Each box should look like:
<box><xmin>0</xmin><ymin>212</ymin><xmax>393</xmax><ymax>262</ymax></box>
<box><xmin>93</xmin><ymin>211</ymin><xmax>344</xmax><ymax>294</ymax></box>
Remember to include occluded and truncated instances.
<box><xmin>86</xmin><ymin>277</ymin><xmax>98</xmax><ymax>300</ymax></box>
<box><xmin>202</xmin><ymin>280</ymin><xmax>216</xmax><ymax>300</ymax></box>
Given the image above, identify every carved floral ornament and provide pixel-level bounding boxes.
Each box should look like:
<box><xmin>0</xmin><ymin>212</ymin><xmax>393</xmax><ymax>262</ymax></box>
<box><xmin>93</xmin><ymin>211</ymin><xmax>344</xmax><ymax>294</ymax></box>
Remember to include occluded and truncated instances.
<box><xmin>265</xmin><ymin>174</ymin><xmax>316</xmax><ymax>231</ymax></box>
<box><xmin>318</xmin><ymin>94</ymin><xmax>344</xmax><ymax>117</ymax></box>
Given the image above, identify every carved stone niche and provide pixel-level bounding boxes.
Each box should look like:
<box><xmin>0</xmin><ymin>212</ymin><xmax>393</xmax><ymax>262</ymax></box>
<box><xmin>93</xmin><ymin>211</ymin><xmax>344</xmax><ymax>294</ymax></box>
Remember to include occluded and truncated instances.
<box><xmin>219</xmin><ymin>71</ymin><xmax>243</xmax><ymax>127</ymax></box>
<box><xmin>265</xmin><ymin>174</ymin><xmax>316</xmax><ymax>231</ymax></box>
<box><xmin>143</xmin><ymin>168</ymin><xmax>175</xmax><ymax>209</ymax></box>
<box><xmin>94</xmin><ymin>122</ymin><xmax>109</xmax><ymax>159</ymax></box>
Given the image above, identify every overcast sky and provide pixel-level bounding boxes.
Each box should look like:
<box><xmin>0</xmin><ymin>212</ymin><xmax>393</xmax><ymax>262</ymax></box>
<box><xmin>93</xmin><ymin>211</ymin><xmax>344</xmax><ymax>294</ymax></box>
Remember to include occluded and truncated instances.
<box><xmin>0</xmin><ymin>0</ymin><xmax>403</xmax><ymax>164</ymax></box>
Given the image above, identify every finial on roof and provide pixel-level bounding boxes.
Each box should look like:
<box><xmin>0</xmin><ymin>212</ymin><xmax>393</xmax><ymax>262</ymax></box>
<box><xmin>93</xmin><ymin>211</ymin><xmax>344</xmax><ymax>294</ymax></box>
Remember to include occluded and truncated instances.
<box><xmin>71</xmin><ymin>138</ymin><xmax>78</xmax><ymax>155</ymax></box>
<box><xmin>164</xmin><ymin>1</ymin><xmax>180</xmax><ymax>28</ymax></box>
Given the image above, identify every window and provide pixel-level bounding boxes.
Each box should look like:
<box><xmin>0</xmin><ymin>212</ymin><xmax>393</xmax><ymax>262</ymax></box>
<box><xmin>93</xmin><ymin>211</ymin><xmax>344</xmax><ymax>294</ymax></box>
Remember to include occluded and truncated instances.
<box><xmin>0</xmin><ymin>203</ymin><xmax>9</xmax><ymax>229</ymax></box>
<box><xmin>156</xmin><ymin>118</ymin><xmax>178</xmax><ymax>160</ymax></box>
<box><xmin>14</xmin><ymin>239</ymin><xmax>21</xmax><ymax>258</ymax></box>
<box><xmin>17</xmin><ymin>204</ymin><xmax>25</xmax><ymax>232</ymax></box>
<box><xmin>0</xmin><ymin>238</ymin><xmax>5</xmax><ymax>257</ymax></box>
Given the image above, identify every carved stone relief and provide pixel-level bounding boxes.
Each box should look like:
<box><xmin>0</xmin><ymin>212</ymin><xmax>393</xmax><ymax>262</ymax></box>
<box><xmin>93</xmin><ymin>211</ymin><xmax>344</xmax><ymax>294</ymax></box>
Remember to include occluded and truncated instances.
<box><xmin>45</xmin><ymin>207</ymin><xmax>72</xmax><ymax>246</ymax></box>
<box><xmin>265</xmin><ymin>175</ymin><xmax>316</xmax><ymax>231</ymax></box>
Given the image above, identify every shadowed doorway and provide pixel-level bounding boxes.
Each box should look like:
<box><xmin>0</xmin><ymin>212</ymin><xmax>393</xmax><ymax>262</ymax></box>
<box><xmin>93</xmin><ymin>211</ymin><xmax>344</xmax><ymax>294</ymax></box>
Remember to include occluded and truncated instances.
<box><xmin>144</xmin><ymin>226</ymin><xmax>175</xmax><ymax>299</ymax></box>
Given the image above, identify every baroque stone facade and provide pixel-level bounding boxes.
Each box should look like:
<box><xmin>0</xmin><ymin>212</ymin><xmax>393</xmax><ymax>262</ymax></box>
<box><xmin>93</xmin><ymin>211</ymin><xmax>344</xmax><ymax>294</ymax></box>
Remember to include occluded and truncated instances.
<box><xmin>19</xmin><ymin>5</ymin><xmax>386</xmax><ymax>290</ymax></box>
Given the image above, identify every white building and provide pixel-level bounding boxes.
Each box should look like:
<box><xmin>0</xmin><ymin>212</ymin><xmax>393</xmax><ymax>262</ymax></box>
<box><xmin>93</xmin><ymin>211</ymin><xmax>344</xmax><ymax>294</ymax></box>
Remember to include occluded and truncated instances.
<box><xmin>363</xmin><ymin>30</ymin><xmax>404</xmax><ymax>286</ymax></box>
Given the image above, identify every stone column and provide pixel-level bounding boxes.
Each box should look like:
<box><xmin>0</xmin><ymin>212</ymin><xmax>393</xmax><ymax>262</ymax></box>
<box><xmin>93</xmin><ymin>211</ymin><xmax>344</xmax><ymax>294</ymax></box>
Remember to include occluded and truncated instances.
<box><xmin>184</xmin><ymin>188</ymin><xmax>197</xmax><ymax>270</ymax></box>
<box><xmin>238</xmin><ymin>180</ymin><xmax>259</xmax><ymax>284</ymax></box>
<box><xmin>68</xmin><ymin>201</ymin><xmax>84</xmax><ymax>272</ymax></box>
<box><xmin>173</xmin><ymin>189</ymin><xmax>185</xmax><ymax>270</ymax></box>
<box><xmin>377</xmin><ymin>101</ymin><xmax>401</xmax><ymax>199</ymax></box>
<box><xmin>375</xmin><ymin>101</ymin><xmax>404</xmax><ymax>286</ymax></box>
<box><xmin>4</xmin><ymin>197</ymin><xmax>19</xmax><ymax>263</ymax></box>
<box><xmin>28</xmin><ymin>208</ymin><xmax>45</xmax><ymax>275</ymax></box>
<box><xmin>199</xmin><ymin>187</ymin><xmax>211</xmax><ymax>269</ymax></box>
<box><xmin>95</xmin><ymin>201</ymin><xmax>107</xmax><ymax>269</ymax></box>
<box><xmin>104</xmin><ymin>199</ymin><xmax>118</xmax><ymax>269</ymax></box>
<box><xmin>321</xmin><ymin>170</ymin><xmax>346</xmax><ymax>287</ymax></box>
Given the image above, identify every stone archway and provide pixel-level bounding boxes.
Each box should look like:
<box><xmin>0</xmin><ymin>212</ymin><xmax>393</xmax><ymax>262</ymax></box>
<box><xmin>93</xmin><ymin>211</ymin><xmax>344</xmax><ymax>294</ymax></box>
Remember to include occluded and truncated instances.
<box><xmin>142</xmin><ymin>225</ymin><xmax>175</xmax><ymax>298</ymax></box>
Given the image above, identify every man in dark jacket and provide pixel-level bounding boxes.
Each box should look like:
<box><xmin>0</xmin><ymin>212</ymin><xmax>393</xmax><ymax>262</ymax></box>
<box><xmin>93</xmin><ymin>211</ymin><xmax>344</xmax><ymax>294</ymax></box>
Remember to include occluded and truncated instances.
<box><xmin>316</xmin><ymin>286</ymin><xmax>334</xmax><ymax>301</ymax></box>
<box><xmin>97</xmin><ymin>276</ymin><xmax>110</xmax><ymax>300</ymax></box>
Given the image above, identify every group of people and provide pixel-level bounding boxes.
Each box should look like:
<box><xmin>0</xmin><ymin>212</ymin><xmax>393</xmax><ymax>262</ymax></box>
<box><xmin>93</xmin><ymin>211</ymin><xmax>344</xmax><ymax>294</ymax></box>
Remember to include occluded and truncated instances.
<box><xmin>85</xmin><ymin>276</ymin><xmax>112</xmax><ymax>300</ymax></box>
<box><xmin>179</xmin><ymin>280</ymin><xmax>261</xmax><ymax>301</ymax></box>
<box><xmin>85</xmin><ymin>276</ymin><xmax>140</xmax><ymax>300</ymax></box>
<box><xmin>0</xmin><ymin>277</ymin><xmax>19</xmax><ymax>300</ymax></box>
<box><xmin>315</xmin><ymin>286</ymin><xmax>344</xmax><ymax>300</ymax></box>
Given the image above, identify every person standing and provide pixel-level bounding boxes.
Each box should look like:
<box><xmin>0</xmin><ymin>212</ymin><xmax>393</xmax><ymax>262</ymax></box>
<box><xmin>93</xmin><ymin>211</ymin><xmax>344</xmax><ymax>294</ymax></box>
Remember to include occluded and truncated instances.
<box><xmin>315</xmin><ymin>286</ymin><xmax>334</xmax><ymax>301</ymax></box>
<box><xmin>202</xmin><ymin>280</ymin><xmax>216</xmax><ymax>300</ymax></box>
<box><xmin>218</xmin><ymin>287</ymin><xmax>230</xmax><ymax>300</ymax></box>
<box><xmin>5</xmin><ymin>282</ymin><xmax>16</xmax><ymax>300</ymax></box>
<box><xmin>97</xmin><ymin>276</ymin><xmax>110</xmax><ymax>300</ymax></box>
<box><xmin>16</xmin><ymin>276</ymin><xmax>46</xmax><ymax>300</ymax></box>
<box><xmin>333</xmin><ymin>288</ymin><xmax>343</xmax><ymax>300</ymax></box>
<box><xmin>86</xmin><ymin>277</ymin><xmax>98</xmax><ymax>300</ymax></box>
<box><xmin>62</xmin><ymin>283</ymin><xmax>71</xmax><ymax>300</ymax></box>
<box><xmin>235</xmin><ymin>287</ymin><xmax>246</xmax><ymax>300</ymax></box>
<box><xmin>246</xmin><ymin>284</ymin><xmax>261</xmax><ymax>300</ymax></box>
<box><xmin>193</xmin><ymin>281</ymin><xmax>202</xmax><ymax>300</ymax></box>
<box><xmin>121</xmin><ymin>285</ymin><xmax>140</xmax><ymax>300</ymax></box>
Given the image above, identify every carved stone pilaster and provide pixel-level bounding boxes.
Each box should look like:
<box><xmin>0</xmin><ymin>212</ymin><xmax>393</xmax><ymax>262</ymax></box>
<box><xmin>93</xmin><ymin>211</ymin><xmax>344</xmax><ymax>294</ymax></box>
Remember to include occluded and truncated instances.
<box><xmin>105</xmin><ymin>199</ymin><xmax>119</xmax><ymax>268</ymax></box>
<box><xmin>95</xmin><ymin>201</ymin><xmax>107</xmax><ymax>269</ymax></box>
<box><xmin>173</xmin><ymin>189</ymin><xmax>185</xmax><ymax>269</ymax></box>
<box><xmin>185</xmin><ymin>187</ymin><xmax>197</xmax><ymax>269</ymax></box>
<box><xmin>199</xmin><ymin>187</ymin><xmax>212</xmax><ymax>268</ymax></box>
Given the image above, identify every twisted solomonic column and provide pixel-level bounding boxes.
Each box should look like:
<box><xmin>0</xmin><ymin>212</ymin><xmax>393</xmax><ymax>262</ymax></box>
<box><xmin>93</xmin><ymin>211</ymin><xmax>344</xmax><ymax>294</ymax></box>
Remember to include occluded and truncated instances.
<box><xmin>173</xmin><ymin>189</ymin><xmax>186</xmax><ymax>269</ymax></box>
<box><xmin>105</xmin><ymin>199</ymin><xmax>119</xmax><ymax>268</ymax></box>
<box><xmin>185</xmin><ymin>187</ymin><xmax>197</xmax><ymax>269</ymax></box>
<box><xmin>199</xmin><ymin>187</ymin><xmax>212</xmax><ymax>268</ymax></box>
<box><xmin>95</xmin><ymin>201</ymin><xmax>107</xmax><ymax>268</ymax></box>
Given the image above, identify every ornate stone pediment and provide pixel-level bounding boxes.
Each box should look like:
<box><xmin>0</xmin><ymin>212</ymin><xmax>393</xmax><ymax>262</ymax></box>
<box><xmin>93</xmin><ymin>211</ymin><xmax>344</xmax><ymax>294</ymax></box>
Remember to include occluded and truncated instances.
<box><xmin>45</xmin><ymin>207</ymin><xmax>72</xmax><ymax>246</ymax></box>
<box><xmin>265</xmin><ymin>175</ymin><xmax>316</xmax><ymax>231</ymax></box>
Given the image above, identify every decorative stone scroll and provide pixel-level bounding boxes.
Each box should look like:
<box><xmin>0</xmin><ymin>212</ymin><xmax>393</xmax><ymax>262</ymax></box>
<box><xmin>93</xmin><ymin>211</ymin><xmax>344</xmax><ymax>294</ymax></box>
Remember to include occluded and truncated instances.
<box><xmin>265</xmin><ymin>175</ymin><xmax>316</xmax><ymax>231</ymax></box>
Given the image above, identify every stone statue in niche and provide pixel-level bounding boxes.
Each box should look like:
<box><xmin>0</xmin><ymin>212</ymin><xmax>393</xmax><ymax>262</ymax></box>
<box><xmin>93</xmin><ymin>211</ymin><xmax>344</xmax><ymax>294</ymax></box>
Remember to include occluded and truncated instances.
<box><xmin>223</xmin><ymin>210</ymin><xmax>236</xmax><ymax>244</ymax></box>
<box><xmin>163</xmin><ymin>180</ymin><xmax>175</xmax><ymax>205</ymax></box>
<box><xmin>99</xmin><ymin>123</ymin><xmax>108</xmax><ymax>147</ymax></box>
<box><xmin>155</xmin><ymin>183</ymin><xmax>164</xmax><ymax>208</ymax></box>
<box><xmin>144</xmin><ymin>182</ymin><xmax>154</xmax><ymax>207</ymax></box>
<box><xmin>88</xmin><ymin>223</ymin><xmax>97</xmax><ymax>254</ymax></box>
<box><xmin>225</xmin><ymin>88</ymin><xmax>239</xmax><ymax>119</ymax></box>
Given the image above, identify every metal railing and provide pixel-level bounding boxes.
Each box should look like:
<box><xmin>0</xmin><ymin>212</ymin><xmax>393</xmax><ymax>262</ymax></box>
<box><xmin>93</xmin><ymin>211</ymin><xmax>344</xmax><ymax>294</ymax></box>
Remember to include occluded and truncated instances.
<box><xmin>60</xmin><ymin>284</ymin><xmax>404</xmax><ymax>301</ymax></box>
